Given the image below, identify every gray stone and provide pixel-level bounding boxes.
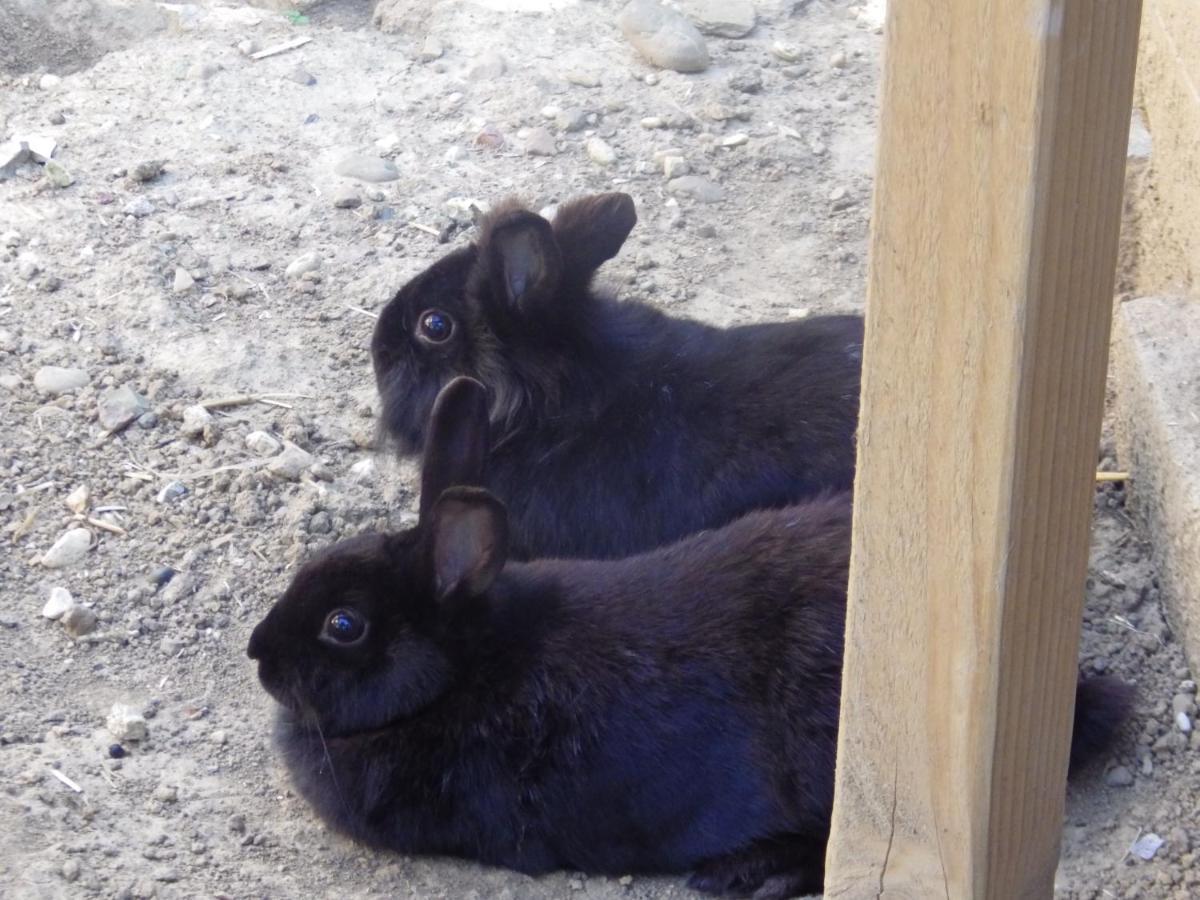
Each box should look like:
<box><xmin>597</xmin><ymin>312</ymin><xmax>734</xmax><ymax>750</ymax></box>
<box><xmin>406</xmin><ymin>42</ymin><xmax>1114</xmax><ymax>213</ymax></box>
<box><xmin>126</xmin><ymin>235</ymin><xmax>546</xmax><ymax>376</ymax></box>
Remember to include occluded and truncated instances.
<box><xmin>61</xmin><ymin>605</ymin><xmax>98</xmax><ymax>638</ymax></box>
<box><xmin>287</xmin><ymin>66</ymin><xmax>316</xmax><ymax>86</ymax></box>
<box><xmin>467</xmin><ymin>51</ymin><xmax>506</xmax><ymax>81</ymax></box>
<box><xmin>123</xmin><ymin>196</ymin><xmax>155</xmax><ymax>217</ymax></box>
<box><xmin>18</xmin><ymin>255</ymin><xmax>40</xmax><ymax>280</ymax></box>
<box><xmin>617</xmin><ymin>0</ymin><xmax>710</xmax><ymax>74</ymax></box>
<box><xmin>728</xmin><ymin>67</ymin><xmax>763</xmax><ymax>94</ymax></box>
<box><xmin>285</xmin><ymin>252</ymin><xmax>321</xmax><ymax>280</ymax></box>
<box><xmin>34</xmin><ymin>366</ymin><xmax>88</xmax><ymax>396</ymax></box>
<box><xmin>419</xmin><ymin>35</ymin><xmax>443</xmax><ymax>61</ymax></box>
<box><xmin>676</xmin><ymin>0</ymin><xmax>756</xmax><ymax>38</ymax></box>
<box><xmin>1104</xmin><ymin>765</ymin><xmax>1134</xmax><ymax>787</ymax></box>
<box><xmin>555</xmin><ymin>107</ymin><xmax>590</xmax><ymax>133</ymax></box>
<box><xmin>349</xmin><ymin>458</ymin><xmax>377</xmax><ymax>484</ymax></box>
<box><xmin>131</xmin><ymin>160</ymin><xmax>164</xmax><ymax>183</ymax></box>
<box><xmin>771</xmin><ymin>41</ymin><xmax>804</xmax><ymax>63</ymax></box>
<box><xmin>42</xmin><ymin>528</ymin><xmax>92</xmax><ymax>568</ymax></box>
<box><xmin>334</xmin><ymin>154</ymin><xmax>400</xmax><ymax>183</ymax></box>
<box><xmin>245</xmin><ymin>430</ymin><xmax>282</xmax><ymax>456</ymax></box>
<box><xmin>39</xmin><ymin>73</ymin><xmax>62</xmax><ymax>90</ymax></box>
<box><xmin>524</xmin><ymin>127</ymin><xmax>557</xmax><ymax>157</ymax></box>
<box><xmin>44</xmin><ymin>161</ymin><xmax>73</xmax><ymax>188</ymax></box>
<box><xmin>267</xmin><ymin>442</ymin><xmax>315</xmax><ymax>480</ymax></box>
<box><xmin>667</xmin><ymin>175</ymin><xmax>724</xmax><ymax>203</ymax></box>
<box><xmin>98</xmin><ymin>385</ymin><xmax>148</xmax><ymax>431</ymax></box>
<box><xmin>180</xmin><ymin>404</ymin><xmax>213</xmax><ymax>437</ymax></box>
<box><xmin>188</xmin><ymin>61</ymin><xmax>222</xmax><ymax>80</ymax></box>
<box><xmin>333</xmin><ymin>186</ymin><xmax>362</xmax><ymax>209</ymax></box>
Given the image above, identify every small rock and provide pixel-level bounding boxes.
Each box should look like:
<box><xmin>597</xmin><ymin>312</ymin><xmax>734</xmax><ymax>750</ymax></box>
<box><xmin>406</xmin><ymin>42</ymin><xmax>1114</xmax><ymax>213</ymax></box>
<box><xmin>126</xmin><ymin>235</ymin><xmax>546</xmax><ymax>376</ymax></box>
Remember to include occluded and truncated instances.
<box><xmin>674</xmin><ymin>0</ymin><xmax>756</xmax><ymax>37</ymax></box>
<box><xmin>131</xmin><ymin>160</ymin><xmax>164</xmax><ymax>183</ymax></box>
<box><xmin>42</xmin><ymin>587</ymin><xmax>77</xmax><ymax>620</ymax></box>
<box><xmin>44</xmin><ymin>161</ymin><xmax>73</xmax><ymax>188</ymax></box>
<box><xmin>308</xmin><ymin>511</ymin><xmax>333</xmax><ymax>534</ymax></box>
<box><xmin>467</xmin><ymin>51</ymin><xmax>506</xmax><ymax>81</ymax></box>
<box><xmin>419</xmin><ymin>36</ymin><xmax>444</xmax><ymax>61</ymax></box>
<box><xmin>719</xmin><ymin>133</ymin><xmax>749</xmax><ymax>147</ymax></box>
<box><xmin>39</xmin><ymin>73</ymin><xmax>63</xmax><ymax>90</ymax></box>
<box><xmin>137</xmin><ymin>411</ymin><xmax>159</xmax><ymax>429</ymax></box>
<box><xmin>210</xmin><ymin>729</ymin><xmax>228</xmax><ymax>745</ymax></box>
<box><xmin>237</xmin><ymin>39</ymin><xmax>260</xmax><ymax>56</ymax></box>
<box><xmin>61</xmin><ymin>859</ymin><xmax>81</xmax><ymax>883</ymax></box>
<box><xmin>1172</xmin><ymin>693</ymin><xmax>1197</xmax><ymax>717</ymax></box>
<box><xmin>65</xmin><ymin>484</ymin><xmax>90</xmax><ymax>514</ymax></box>
<box><xmin>662</xmin><ymin>155</ymin><xmax>690</xmax><ymax>178</ymax></box>
<box><xmin>334</xmin><ymin>154</ymin><xmax>400</xmax><ymax>183</ymax></box>
<box><xmin>1177</xmin><ymin>711</ymin><xmax>1193</xmax><ymax>733</ymax></box>
<box><xmin>188</xmin><ymin>61</ymin><xmax>221</xmax><ymax>81</ymax></box>
<box><xmin>61</xmin><ymin>604</ymin><xmax>98</xmax><ymax>638</ymax></box>
<box><xmin>1</xmin><ymin>230</ymin><xmax>21</xmax><ymax>248</ymax></box>
<box><xmin>267</xmin><ymin>443</ymin><xmax>315</xmax><ymax>480</ymax></box>
<box><xmin>172</xmin><ymin>268</ymin><xmax>195</xmax><ymax>293</ymax></box>
<box><xmin>1104</xmin><ymin>765</ymin><xmax>1134</xmax><ymax>787</ymax></box>
<box><xmin>245</xmin><ymin>430</ymin><xmax>282</xmax><ymax>456</ymax></box>
<box><xmin>34</xmin><ymin>366</ymin><xmax>88</xmax><ymax>396</ymax></box>
<box><xmin>287</xmin><ymin>66</ymin><xmax>316</xmax><ymax>86</ymax></box>
<box><xmin>48</xmin><ymin>110</ymin><xmax>66</xmax><ymax>125</ymax></box>
<box><xmin>829</xmin><ymin>50</ymin><xmax>849</xmax><ymax>69</ymax></box>
<box><xmin>41</xmin><ymin>528</ymin><xmax>92</xmax><ymax>569</ymax></box>
<box><xmin>667</xmin><ymin>174</ymin><xmax>723</xmax><ymax>203</ymax></box>
<box><xmin>0</xmin><ymin>372</ymin><xmax>20</xmax><ymax>391</ymax></box>
<box><xmin>1168</xmin><ymin>826</ymin><xmax>1191</xmax><ymax>854</ymax></box>
<box><xmin>123</xmin><ymin>196</ymin><xmax>155</xmax><ymax>217</ymax></box>
<box><xmin>156</xmin><ymin>481</ymin><xmax>188</xmax><ymax>504</ymax></box>
<box><xmin>586</xmin><ymin>138</ymin><xmax>616</xmax><ymax>167</ymax></box>
<box><xmin>618</xmin><ymin>0</ymin><xmax>710</xmax><ymax>74</ymax></box>
<box><xmin>640</xmin><ymin>116</ymin><xmax>665</xmax><ymax>129</ymax></box>
<box><xmin>98</xmin><ymin>385</ymin><xmax>148</xmax><ymax>431</ymax></box>
<box><xmin>17</xmin><ymin>256</ymin><xmax>40</xmax><ymax>280</ymax></box>
<box><xmin>37</xmin><ymin>275</ymin><xmax>62</xmax><ymax>293</ymax></box>
<box><xmin>153</xmin><ymin>784</ymin><xmax>178</xmax><ymax>803</ymax></box>
<box><xmin>524</xmin><ymin>127</ymin><xmax>557</xmax><ymax>157</ymax></box>
<box><xmin>285</xmin><ymin>252</ymin><xmax>321</xmax><ymax>280</ymax></box>
<box><xmin>228</xmin><ymin>813</ymin><xmax>247</xmax><ymax>834</ymax></box>
<box><xmin>619</xmin><ymin>875</ymin><xmax>634</xmax><ymax>887</ymax></box>
<box><xmin>565</xmin><ymin>69</ymin><xmax>601</xmax><ymax>88</ymax></box>
<box><xmin>727</xmin><ymin>67</ymin><xmax>763</xmax><ymax>94</ymax></box>
<box><xmin>180</xmin><ymin>404</ymin><xmax>213</xmax><ymax>437</ymax></box>
<box><xmin>109</xmin><ymin>743</ymin><xmax>126</xmax><ymax>759</ymax></box>
<box><xmin>349</xmin><ymin>458</ymin><xmax>377</xmax><ymax>484</ymax></box>
<box><xmin>333</xmin><ymin>186</ymin><xmax>362</xmax><ymax>209</ymax></box>
<box><xmin>555</xmin><ymin>107</ymin><xmax>590</xmax><ymax>133</ymax></box>
<box><xmin>1131</xmin><ymin>832</ymin><xmax>1164</xmax><ymax>861</ymax></box>
<box><xmin>771</xmin><ymin>41</ymin><xmax>804</xmax><ymax>63</ymax></box>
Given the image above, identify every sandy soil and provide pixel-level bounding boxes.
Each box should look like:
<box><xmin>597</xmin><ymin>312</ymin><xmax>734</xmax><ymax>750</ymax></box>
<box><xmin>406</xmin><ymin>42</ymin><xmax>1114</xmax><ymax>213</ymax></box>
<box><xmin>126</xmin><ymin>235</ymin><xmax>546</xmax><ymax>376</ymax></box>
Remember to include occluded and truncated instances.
<box><xmin>1</xmin><ymin>2</ymin><xmax>1196</xmax><ymax>898</ymax></box>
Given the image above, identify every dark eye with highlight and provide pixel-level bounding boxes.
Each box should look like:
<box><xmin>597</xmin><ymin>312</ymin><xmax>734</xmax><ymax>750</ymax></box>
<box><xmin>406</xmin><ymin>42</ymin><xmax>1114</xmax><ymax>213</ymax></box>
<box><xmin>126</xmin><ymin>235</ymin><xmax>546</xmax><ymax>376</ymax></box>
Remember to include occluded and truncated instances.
<box><xmin>418</xmin><ymin>309</ymin><xmax>454</xmax><ymax>344</ymax></box>
<box><xmin>321</xmin><ymin>608</ymin><xmax>367</xmax><ymax>645</ymax></box>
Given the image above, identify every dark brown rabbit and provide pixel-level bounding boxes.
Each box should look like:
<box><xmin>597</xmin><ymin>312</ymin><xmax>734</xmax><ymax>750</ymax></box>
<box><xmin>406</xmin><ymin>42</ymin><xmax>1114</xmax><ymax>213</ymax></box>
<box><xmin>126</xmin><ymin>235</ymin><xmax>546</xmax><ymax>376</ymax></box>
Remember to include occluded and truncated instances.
<box><xmin>248</xmin><ymin>378</ymin><xmax>1132</xmax><ymax>899</ymax></box>
<box><xmin>371</xmin><ymin>192</ymin><xmax>863</xmax><ymax>559</ymax></box>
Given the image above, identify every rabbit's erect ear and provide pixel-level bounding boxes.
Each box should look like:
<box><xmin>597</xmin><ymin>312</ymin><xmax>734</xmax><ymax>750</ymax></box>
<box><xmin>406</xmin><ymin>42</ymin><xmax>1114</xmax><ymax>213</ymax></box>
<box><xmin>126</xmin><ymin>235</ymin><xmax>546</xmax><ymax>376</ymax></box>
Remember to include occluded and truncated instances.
<box><xmin>420</xmin><ymin>377</ymin><xmax>490</xmax><ymax>519</ymax></box>
<box><xmin>429</xmin><ymin>487</ymin><xmax>508</xmax><ymax>599</ymax></box>
<box><xmin>484</xmin><ymin>210</ymin><xmax>563</xmax><ymax>315</ymax></box>
<box><xmin>552</xmin><ymin>192</ymin><xmax>637</xmax><ymax>282</ymax></box>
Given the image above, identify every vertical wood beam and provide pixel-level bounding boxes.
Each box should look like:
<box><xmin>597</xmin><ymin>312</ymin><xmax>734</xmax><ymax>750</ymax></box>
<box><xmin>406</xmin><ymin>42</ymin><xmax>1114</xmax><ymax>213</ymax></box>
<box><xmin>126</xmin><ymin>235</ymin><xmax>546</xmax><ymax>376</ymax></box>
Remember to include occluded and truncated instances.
<box><xmin>824</xmin><ymin>2</ymin><xmax>1143</xmax><ymax>897</ymax></box>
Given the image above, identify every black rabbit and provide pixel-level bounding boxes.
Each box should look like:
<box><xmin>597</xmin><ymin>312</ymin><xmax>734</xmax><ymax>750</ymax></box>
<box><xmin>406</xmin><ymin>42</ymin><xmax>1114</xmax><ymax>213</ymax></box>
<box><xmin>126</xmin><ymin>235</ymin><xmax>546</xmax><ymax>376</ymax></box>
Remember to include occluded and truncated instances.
<box><xmin>248</xmin><ymin>378</ymin><xmax>1132</xmax><ymax>899</ymax></box>
<box><xmin>371</xmin><ymin>192</ymin><xmax>864</xmax><ymax>559</ymax></box>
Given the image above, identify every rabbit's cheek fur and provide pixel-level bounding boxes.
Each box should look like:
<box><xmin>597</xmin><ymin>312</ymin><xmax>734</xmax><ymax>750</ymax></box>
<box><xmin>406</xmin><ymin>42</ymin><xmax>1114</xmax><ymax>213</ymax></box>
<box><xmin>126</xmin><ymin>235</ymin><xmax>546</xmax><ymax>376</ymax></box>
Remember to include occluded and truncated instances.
<box><xmin>316</xmin><ymin>641</ymin><xmax>453</xmax><ymax>737</ymax></box>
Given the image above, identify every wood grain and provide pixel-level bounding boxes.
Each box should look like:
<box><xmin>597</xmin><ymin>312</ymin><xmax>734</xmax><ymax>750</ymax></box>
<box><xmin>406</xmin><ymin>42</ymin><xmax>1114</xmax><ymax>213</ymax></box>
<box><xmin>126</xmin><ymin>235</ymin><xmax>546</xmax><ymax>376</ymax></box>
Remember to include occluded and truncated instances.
<box><xmin>824</xmin><ymin>2</ymin><xmax>1143</xmax><ymax>897</ymax></box>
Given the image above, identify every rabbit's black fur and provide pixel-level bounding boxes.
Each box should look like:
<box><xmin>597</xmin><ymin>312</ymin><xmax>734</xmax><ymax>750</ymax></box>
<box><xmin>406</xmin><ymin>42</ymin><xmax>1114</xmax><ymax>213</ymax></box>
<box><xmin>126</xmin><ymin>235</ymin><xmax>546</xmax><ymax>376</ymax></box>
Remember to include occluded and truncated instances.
<box><xmin>371</xmin><ymin>192</ymin><xmax>863</xmax><ymax>559</ymax></box>
<box><xmin>249</xmin><ymin>379</ymin><xmax>1133</xmax><ymax>899</ymax></box>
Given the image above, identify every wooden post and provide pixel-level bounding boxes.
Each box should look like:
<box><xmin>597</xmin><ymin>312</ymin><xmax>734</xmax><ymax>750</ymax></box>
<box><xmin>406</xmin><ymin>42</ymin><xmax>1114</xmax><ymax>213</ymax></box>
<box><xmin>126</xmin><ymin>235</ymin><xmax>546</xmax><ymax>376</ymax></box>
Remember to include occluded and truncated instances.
<box><xmin>824</xmin><ymin>2</ymin><xmax>1142</xmax><ymax>898</ymax></box>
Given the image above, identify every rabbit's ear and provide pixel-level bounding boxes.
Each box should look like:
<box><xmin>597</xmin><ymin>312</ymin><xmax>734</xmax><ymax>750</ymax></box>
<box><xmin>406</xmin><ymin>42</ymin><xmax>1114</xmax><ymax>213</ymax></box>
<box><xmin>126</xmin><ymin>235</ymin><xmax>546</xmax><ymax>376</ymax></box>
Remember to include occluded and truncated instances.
<box><xmin>420</xmin><ymin>377</ymin><xmax>490</xmax><ymax>519</ymax></box>
<box><xmin>552</xmin><ymin>192</ymin><xmax>637</xmax><ymax>281</ymax></box>
<box><xmin>484</xmin><ymin>211</ymin><xmax>563</xmax><ymax>315</ymax></box>
<box><xmin>429</xmin><ymin>487</ymin><xmax>508</xmax><ymax>599</ymax></box>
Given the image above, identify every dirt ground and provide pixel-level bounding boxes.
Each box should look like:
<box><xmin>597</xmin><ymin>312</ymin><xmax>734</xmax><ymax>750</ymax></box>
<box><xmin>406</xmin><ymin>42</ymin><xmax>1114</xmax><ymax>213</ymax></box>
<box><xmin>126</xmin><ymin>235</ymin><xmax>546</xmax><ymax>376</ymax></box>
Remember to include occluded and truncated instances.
<box><xmin>1</xmin><ymin>1</ymin><xmax>1197</xmax><ymax>898</ymax></box>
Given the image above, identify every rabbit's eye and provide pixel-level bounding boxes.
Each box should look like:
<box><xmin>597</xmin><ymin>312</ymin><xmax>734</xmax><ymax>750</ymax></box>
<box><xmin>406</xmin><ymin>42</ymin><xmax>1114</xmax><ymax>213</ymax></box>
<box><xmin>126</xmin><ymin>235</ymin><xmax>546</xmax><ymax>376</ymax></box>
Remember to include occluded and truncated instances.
<box><xmin>418</xmin><ymin>309</ymin><xmax>454</xmax><ymax>344</ymax></box>
<box><xmin>321</xmin><ymin>608</ymin><xmax>367</xmax><ymax>645</ymax></box>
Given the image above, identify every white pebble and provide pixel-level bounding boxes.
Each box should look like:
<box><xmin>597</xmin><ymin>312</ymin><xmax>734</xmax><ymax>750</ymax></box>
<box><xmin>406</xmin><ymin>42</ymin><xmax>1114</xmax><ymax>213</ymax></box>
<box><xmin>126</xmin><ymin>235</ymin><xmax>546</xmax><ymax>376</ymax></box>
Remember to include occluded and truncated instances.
<box><xmin>586</xmin><ymin>137</ymin><xmax>616</xmax><ymax>167</ymax></box>
<box><xmin>245</xmin><ymin>430</ymin><xmax>282</xmax><ymax>456</ymax></box>
<box><xmin>41</xmin><ymin>528</ymin><xmax>92</xmax><ymax>568</ymax></box>
<box><xmin>42</xmin><ymin>587</ymin><xmax>76</xmax><ymax>620</ymax></box>
<box><xmin>180</xmin><ymin>404</ymin><xmax>213</xmax><ymax>437</ymax></box>
<box><xmin>107</xmin><ymin>703</ymin><xmax>148</xmax><ymax>742</ymax></box>
<box><xmin>64</xmin><ymin>484</ymin><xmax>90</xmax><ymax>514</ymax></box>
<box><xmin>1177</xmin><ymin>711</ymin><xmax>1193</xmax><ymax>733</ymax></box>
